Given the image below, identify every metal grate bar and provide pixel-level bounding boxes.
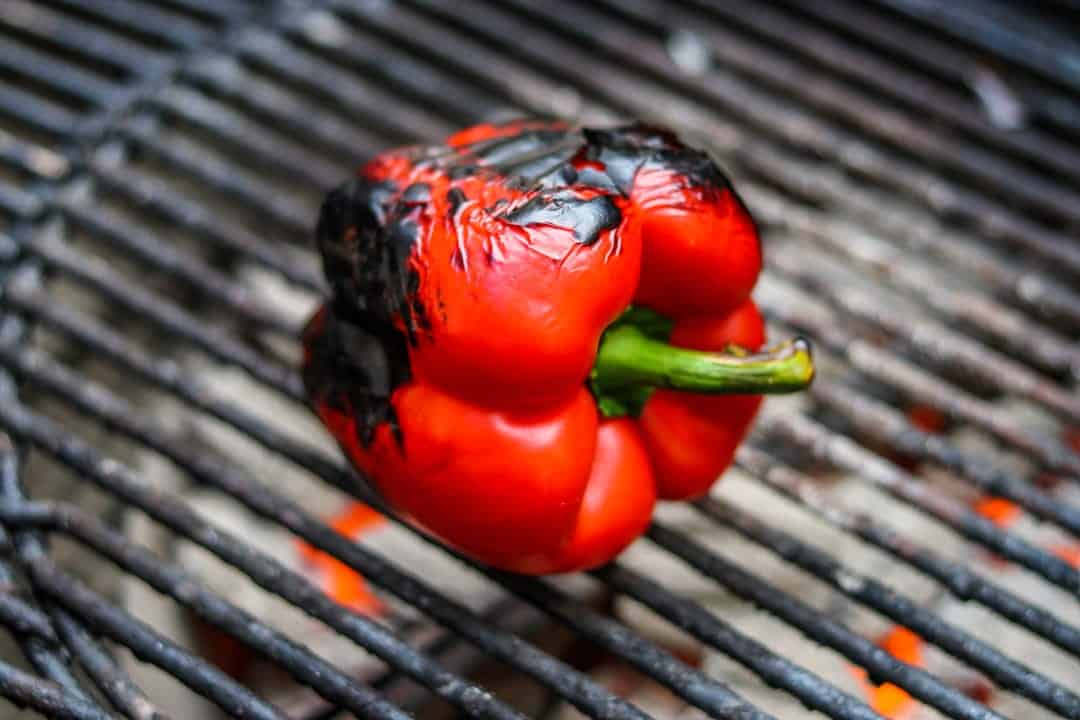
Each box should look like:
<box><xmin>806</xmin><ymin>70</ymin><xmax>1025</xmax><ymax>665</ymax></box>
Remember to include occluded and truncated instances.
<box><xmin>21</xmin><ymin>232</ymin><xmax>306</xmax><ymax>400</ymax></box>
<box><xmin>57</xmin><ymin>199</ymin><xmax>300</xmax><ymax>337</ymax></box>
<box><xmin>741</xmin><ymin>188</ymin><xmax>1079</xmax><ymax>378</ymax></box>
<box><xmin>304</xmin><ymin>598</ymin><xmax>546</xmax><ymax>720</ymax></box>
<box><xmin>3</xmin><ymin>286</ymin><xmax>337</xmax><ymax>481</ymax></box>
<box><xmin>149</xmin><ymin>86</ymin><xmax>341</xmax><ymax>190</ymax></box>
<box><xmin>40</xmin><ymin>0</ymin><xmax>211</xmax><ymax>51</ymax></box>
<box><xmin>462</xmin><ymin>0</ymin><xmax>1080</xmax><ymax>281</ymax></box>
<box><xmin>735</xmin><ymin>131</ymin><xmax>1080</xmax><ymax>333</ymax></box>
<box><xmin>0</xmin><ymin>342</ymin><xmax>652</xmax><ymax>720</ymax></box>
<box><xmin>2</xmin><ymin>502</ymin><xmax>447</xmax><ymax>720</ymax></box>
<box><xmin>11</xmin><ymin>532</ymin><xmax>290</xmax><ymax>720</ymax></box>
<box><xmin>808</xmin><ymin>379</ymin><xmax>1080</xmax><ymax>537</ymax></box>
<box><xmin>0</xmin><ymin>573</ymin><xmax>160</xmax><ymax>720</ymax></box>
<box><xmin>0</xmin><ymin>84</ymin><xmax>82</xmax><ymax>140</ymax></box>
<box><xmin>669</xmin><ymin>0</ymin><xmax>1080</xmax><ymax>200</ymax></box>
<box><xmin>0</xmin><ymin>36</ymin><xmax>124</xmax><ymax>112</ymax></box>
<box><xmin>151</xmin><ymin>0</ymin><xmax>252</xmax><ymax>23</ymax></box>
<box><xmin>681</xmin><ymin>0</ymin><xmax>1080</xmax><ymax>184</ymax></box>
<box><xmin>0</xmin><ymin>0</ymin><xmax>169</xmax><ymax>81</ymax></box>
<box><xmin>762</xmin><ymin>0</ymin><xmax>1080</xmax><ymax>138</ymax></box>
<box><xmin>0</xmin><ymin>183</ymin><xmax>42</xmax><ymax>221</ymax></box>
<box><xmin>47</xmin><ymin>609</ymin><xmax>166</xmax><ymax>720</ymax></box>
<box><xmin>0</xmin><ymin>135</ymin><xmax>69</xmax><ymax>183</ymax></box>
<box><xmin>233</xmin><ymin>29</ymin><xmax>458</xmax><ymax>144</ymax></box>
<box><xmin>19</xmin><ymin>239</ymin><xmax>1071</xmax><ymax>716</ymax></box>
<box><xmin>0</xmin><ymin>659</ymin><xmax>112</xmax><ymax>720</ymax></box>
<box><xmin>85</xmin><ymin>159</ymin><xmax>325</xmax><ymax>293</ymax></box>
<box><xmin>280</xmin><ymin>13</ymin><xmax>508</xmax><ymax>128</ymax></box>
<box><xmin>0</xmin><ymin>338</ymin><xmax>775</xmax><ymax>720</ymax></box>
<box><xmin>647</xmin><ymin>522</ymin><xmax>1007</xmax><ymax>720</ymax></box>
<box><xmin>0</xmin><ymin>344</ymin><xmax>527</xmax><ymax>720</ymax></box>
<box><xmin>0</xmin><ymin>595</ymin><xmax>58</xmax><ymax>647</ymax></box>
<box><xmin>120</xmin><ymin>121</ymin><xmax>311</xmax><ymax>238</ymax></box>
<box><xmin>0</xmin><ymin>449</ymin><xmax>95</xmax><ymax>710</ymax></box>
<box><xmin>1</xmin><ymin>444</ymin><xmax>165</xmax><ymax>720</ymax></box>
<box><xmin>868</xmin><ymin>0</ymin><xmax>1080</xmax><ymax>96</ymax></box>
<box><xmin>179</xmin><ymin>55</ymin><xmax>377</xmax><ymax>167</ymax></box>
<box><xmin>327</xmin><ymin>0</ymin><xmax>609</xmax><ymax>122</ymax></box>
<box><xmin>735</xmin><ymin>445</ymin><xmax>1080</xmax><ymax>658</ymax></box>
<box><xmin>758</xmin><ymin>411</ymin><xmax>1080</xmax><ymax>593</ymax></box>
<box><xmin>764</xmin><ymin>243</ymin><xmax>1080</xmax><ymax>424</ymax></box>
<box><xmin>467</xmin><ymin>566</ymin><xmax>777</xmax><ymax>720</ymax></box>
<box><xmin>594</xmin><ymin>564</ymin><xmax>885</xmax><ymax>720</ymax></box>
<box><xmin>755</xmin><ymin>277</ymin><xmax>1080</xmax><ymax>478</ymax></box>
<box><xmin>0</xmin><ymin>442</ymin><xmax>287</xmax><ymax>719</ymax></box>
<box><xmin>696</xmin><ymin>496</ymin><xmax>1080</xmax><ymax>717</ymax></box>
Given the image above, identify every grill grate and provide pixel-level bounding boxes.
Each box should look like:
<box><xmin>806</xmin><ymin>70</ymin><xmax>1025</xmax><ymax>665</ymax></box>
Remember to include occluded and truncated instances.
<box><xmin>0</xmin><ymin>1</ymin><xmax>1077</xmax><ymax>719</ymax></box>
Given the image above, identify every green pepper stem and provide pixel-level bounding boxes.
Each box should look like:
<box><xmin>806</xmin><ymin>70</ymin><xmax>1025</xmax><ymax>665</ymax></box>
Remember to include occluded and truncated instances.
<box><xmin>592</xmin><ymin>323</ymin><xmax>814</xmax><ymax>395</ymax></box>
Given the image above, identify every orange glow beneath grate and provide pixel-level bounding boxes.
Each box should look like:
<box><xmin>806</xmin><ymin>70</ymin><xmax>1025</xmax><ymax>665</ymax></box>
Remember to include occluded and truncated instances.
<box><xmin>849</xmin><ymin>626</ymin><xmax>924</xmax><ymax>719</ymax></box>
<box><xmin>297</xmin><ymin>503</ymin><xmax>386</xmax><ymax>615</ymax></box>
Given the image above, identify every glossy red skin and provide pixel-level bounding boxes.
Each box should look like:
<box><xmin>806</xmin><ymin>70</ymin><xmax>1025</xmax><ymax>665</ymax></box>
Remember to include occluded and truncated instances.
<box><xmin>307</xmin><ymin>121</ymin><xmax>763</xmax><ymax>573</ymax></box>
<box><xmin>410</xmin><ymin>185</ymin><xmax>641</xmax><ymax>410</ymax></box>
<box><xmin>639</xmin><ymin>300</ymin><xmax>765</xmax><ymax>500</ymax></box>
<box><xmin>524</xmin><ymin>419</ymin><xmax>656</xmax><ymax>574</ymax></box>
<box><xmin>631</xmin><ymin>166</ymin><xmax>761</xmax><ymax>318</ymax></box>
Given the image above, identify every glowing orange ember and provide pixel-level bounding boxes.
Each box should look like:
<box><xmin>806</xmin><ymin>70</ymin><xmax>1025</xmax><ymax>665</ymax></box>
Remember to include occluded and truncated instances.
<box><xmin>907</xmin><ymin>404</ymin><xmax>946</xmax><ymax>434</ymax></box>
<box><xmin>297</xmin><ymin>503</ymin><xmax>386</xmax><ymax>614</ymax></box>
<box><xmin>849</xmin><ymin>626</ymin><xmax>924</xmax><ymax>719</ymax></box>
<box><xmin>972</xmin><ymin>497</ymin><xmax>1020</xmax><ymax>528</ymax></box>
<box><xmin>1050</xmin><ymin>543</ymin><xmax>1080</xmax><ymax>568</ymax></box>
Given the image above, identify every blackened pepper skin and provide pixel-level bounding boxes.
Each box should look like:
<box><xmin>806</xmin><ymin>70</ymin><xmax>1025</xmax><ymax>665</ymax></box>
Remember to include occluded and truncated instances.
<box><xmin>304</xmin><ymin>120</ymin><xmax>810</xmax><ymax>574</ymax></box>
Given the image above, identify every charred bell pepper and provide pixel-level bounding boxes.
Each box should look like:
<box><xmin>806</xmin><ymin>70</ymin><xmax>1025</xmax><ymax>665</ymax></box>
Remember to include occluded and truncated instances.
<box><xmin>303</xmin><ymin>120</ymin><xmax>813</xmax><ymax>574</ymax></box>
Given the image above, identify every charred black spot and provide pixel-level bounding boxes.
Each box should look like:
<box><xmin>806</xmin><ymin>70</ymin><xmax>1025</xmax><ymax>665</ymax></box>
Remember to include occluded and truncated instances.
<box><xmin>446</xmin><ymin>187</ymin><xmax>467</xmax><ymax>215</ymax></box>
<box><xmin>308</xmin><ymin>176</ymin><xmax>423</xmax><ymax>448</ymax></box>
<box><xmin>504</xmin><ymin>190</ymin><xmax>621</xmax><ymax>246</ymax></box>
<box><xmin>574</xmin><ymin>166</ymin><xmax>622</xmax><ymax>195</ymax></box>
<box><xmin>314</xmin><ymin>178</ymin><xmax>395</xmax><ymax>321</ymax></box>
<box><xmin>582</xmin><ymin>124</ymin><xmax>730</xmax><ymax>193</ymax></box>
<box><xmin>302</xmin><ymin>310</ymin><xmax>410</xmax><ymax>447</ymax></box>
<box><xmin>449</xmin><ymin>164</ymin><xmax>477</xmax><ymax>179</ymax></box>
<box><xmin>470</xmin><ymin>129</ymin><xmax>568</xmax><ymax>165</ymax></box>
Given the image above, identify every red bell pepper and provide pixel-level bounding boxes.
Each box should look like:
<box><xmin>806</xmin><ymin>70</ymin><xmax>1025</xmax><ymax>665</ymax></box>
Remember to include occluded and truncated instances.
<box><xmin>303</xmin><ymin>121</ymin><xmax>812</xmax><ymax>574</ymax></box>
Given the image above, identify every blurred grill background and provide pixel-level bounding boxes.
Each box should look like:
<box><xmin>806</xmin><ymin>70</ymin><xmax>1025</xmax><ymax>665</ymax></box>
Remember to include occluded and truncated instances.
<box><xmin>0</xmin><ymin>1</ymin><xmax>1077</xmax><ymax>718</ymax></box>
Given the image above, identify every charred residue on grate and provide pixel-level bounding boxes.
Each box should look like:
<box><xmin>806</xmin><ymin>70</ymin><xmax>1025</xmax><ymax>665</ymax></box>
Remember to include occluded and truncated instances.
<box><xmin>0</xmin><ymin>0</ymin><xmax>1077</xmax><ymax>719</ymax></box>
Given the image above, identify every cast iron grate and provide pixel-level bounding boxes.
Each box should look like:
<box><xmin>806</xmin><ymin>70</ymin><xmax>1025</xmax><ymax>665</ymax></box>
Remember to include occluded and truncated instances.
<box><xmin>0</xmin><ymin>0</ymin><xmax>1077</xmax><ymax>718</ymax></box>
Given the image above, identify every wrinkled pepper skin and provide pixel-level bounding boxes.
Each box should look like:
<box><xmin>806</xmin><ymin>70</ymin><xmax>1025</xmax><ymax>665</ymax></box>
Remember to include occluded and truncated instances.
<box><xmin>303</xmin><ymin>121</ymin><xmax>775</xmax><ymax>574</ymax></box>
